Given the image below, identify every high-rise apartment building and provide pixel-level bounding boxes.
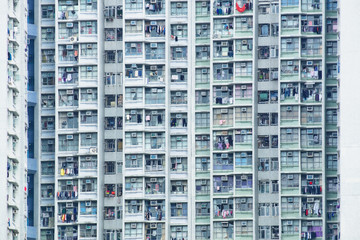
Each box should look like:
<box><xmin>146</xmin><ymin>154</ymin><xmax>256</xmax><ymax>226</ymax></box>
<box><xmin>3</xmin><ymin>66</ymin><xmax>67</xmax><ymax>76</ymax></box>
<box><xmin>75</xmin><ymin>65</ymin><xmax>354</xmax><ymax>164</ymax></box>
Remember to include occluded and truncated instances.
<box><xmin>28</xmin><ymin>0</ymin><xmax>340</xmax><ymax>239</ymax></box>
<box><xmin>1</xmin><ymin>0</ymin><xmax>30</xmax><ymax>239</ymax></box>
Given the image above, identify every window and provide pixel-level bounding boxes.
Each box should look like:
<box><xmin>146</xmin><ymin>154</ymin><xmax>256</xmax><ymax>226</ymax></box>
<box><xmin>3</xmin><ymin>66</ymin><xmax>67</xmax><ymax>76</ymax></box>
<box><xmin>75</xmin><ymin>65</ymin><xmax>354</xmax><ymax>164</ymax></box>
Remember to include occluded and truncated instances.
<box><xmin>196</xmin><ymin>1</ymin><xmax>210</xmax><ymax>16</ymax></box>
<box><xmin>170</xmin><ymin>180</ymin><xmax>188</xmax><ymax>194</ymax></box>
<box><xmin>196</xmin><ymin>202</ymin><xmax>210</xmax><ymax>217</ymax></box>
<box><xmin>125</xmin><ymin>42</ymin><xmax>143</xmax><ymax>56</ymax></box>
<box><xmin>196</xmin><ymin>112</ymin><xmax>210</xmax><ymax>128</ymax></box>
<box><xmin>281</xmin><ymin>174</ymin><xmax>299</xmax><ymax>188</ymax></box>
<box><xmin>80</xmin><ymin>88</ymin><xmax>97</xmax><ymax>102</ymax></box>
<box><xmin>280</xmin><ymin>128</ymin><xmax>299</xmax><ymax>145</ymax></box>
<box><xmin>196</xmin><ymin>24</ymin><xmax>210</xmax><ymax>38</ymax></box>
<box><xmin>195</xmin><ymin>135</ymin><xmax>210</xmax><ymax>150</ymax></box>
<box><xmin>171</xmin><ymin>157</ymin><xmax>187</xmax><ymax>172</ymax></box>
<box><xmin>124</xmin><ymin>223</ymin><xmax>142</xmax><ymax>238</ymax></box>
<box><xmin>281</xmin><ymin>105</ymin><xmax>299</xmax><ymax>122</ymax></box>
<box><xmin>259</xmin><ymin>203</ymin><xmax>279</xmax><ymax>217</ymax></box>
<box><xmin>58</xmin><ymin>22</ymin><xmax>78</xmax><ymax>40</ymax></box>
<box><xmin>301</xmin><ymin>0</ymin><xmax>322</xmax><ymax>11</ymax></box>
<box><xmin>145</xmin><ymin>65</ymin><xmax>165</xmax><ymax>83</ymax></box>
<box><xmin>213</xmin><ymin>86</ymin><xmax>233</xmax><ymax>105</ymax></box>
<box><xmin>326</xmin><ymin>131</ymin><xmax>338</xmax><ymax>147</ymax></box>
<box><xmin>80</xmin><ymin>66</ymin><xmax>98</xmax><ymax>80</ymax></box>
<box><xmin>41</xmin><ymin>184</ymin><xmax>54</xmax><ymax>199</ymax></box>
<box><xmin>301</xmin><ymin>221</ymin><xmax>323</xmax><ymax>238</ymax></box>
<box><xmin>259</xmin><ymin>24</ymin><xmax>270</xmax><ymax>37</ymax></box>
<box><xmin>301</xmin><ymin>38</ymin><xmax>322</xmax><ymax>57</ymax></box>
<box><xmin>213</xmin><ymin>176</ymin><xmax>234</xmax><ymax>193</ymax></box>
<box><xmin>326</xmin><ymin>63</ymin><xmax>338</xmax><ymax>78</ymax></box>
<box><xmin>125</xmin><ymin>200</ymin><xmax>142</xmax><ymax>214</ymax></box>
<box><xmin>41</xmin><ymin>49</ymin><xmax>55</xmax><ymax>63</ymax></box>
<box><xmin>104</xmin><ymin>50</ymin><xmax>116</xmax><ymax>63</ymax></box>
<box><xmin>80</xmin><ymin>21</ymin><xmax>97</xmax><ymax>35</ymax></box>
<box><xmin>235</xmin><ymin>107</ymin><xmax>252</xmax><ymax>122</ymax></box>
<box><xmin>145</xmin><ymin>110</ymin><xmax>165</xmax><ymax>127</ymax></box>
<box><xmin>213</xmin><ymin>198</ymin><xmax>233</xmax><ymax>219</ymax></box>
<box><xmin>125</xmin><ymin>87</ymin><xmax>143</xmax><ymax>101</ymax></box>
<box><xmin>213</xmin><ymin>108</ymin><xmax>233</xmax><ymax>127</ymax></box>
<box><xmin>235</xmin><ymin>16</ymin><xmax>253</xmax><ymax>31</ymax></box>
<box><xmin>235</xmin><ymin>175</ymin><xmax>252</xmax><ymax>190</ymax></box>
<box><xmin>145</xmin><ymin>223</ymin><xmax>164</xmax><ymax>240</ymax></box>
<box><xmin>235</xmin><ymin>129</ymin><xmax>252</xmax><ymax>145</ymax></box>
<box><xmin>213</xmin><ymin>18</ymin><xmax>234</xmax><ymax>38</ymax></box>
<box><xmin>145</xmin><ymin>88</ymin><xmax>165</xmax><ymax>104</ymax></box>
<box><xmin>171</xmin><ymin>203</ymin><xmax>188</xmax><ymax>217</ymax></box>
<box><xmin>235</xmin><ymin>39</ymin><xmax>253</xmax><ymax>55</ymax></box>
<box><xmin>42</xmin><ymin>5</ymin><xmax>55</xmax><ymax>19</ymax></box>
<box><xmin>58</xmin><ymin>67</ymin><xmax>79</xmax><ymax>85</ymax></box>
<box><xmin>213</xmin><ymin>63</ymin><xmax>234</xmax><ymax>81</ymax></box>
<box><xmin>145</xmin><ymin>154</ymin><xmax>165</xmax><ymax>172</ymax></box>
<box><xmin>301</xmin><ymin>106</ymin><xmax>322</xmax><ymax>125</ymax></box>
<box><xmin>214</xmin><ymin>131</ymin><xmax>234</xmax><ymax>150</ymax></box>
<box><xmin>196</xmin><ymin>158</ymin><xmax>210</xmax><ymax>172</ymax></box>
<box><xmin>80</xmin><ymin>178</ymin><xmax>97</xmax><ymax>192</ymax></box>
<box><xmin>196</xmin><ymin>46</ymin><xmax>211</xmax><ymax>60</ymax></box>
<box><xmin>171</xmin><ymin>24</ymin><xmax>188</xmax><ymax>39</ymax></box>
<box><xmin>80</xmin><ymin>110</ymin><xmax>97</xmax><ymax>125</ymax></box>
<box><xmin>145</xmin><ymin>20</ymin><xmax>166</xmax><ymax>38</ymax></box>
<box><xmin>281</xmin><ymin>197</ymin><xmax>300</xmax><ymax>213</ymax></box>
<box><xmin>171</xmin><ymin>46</ymin><xmax>187</xmax><ymax>60</ymax></box>
<box><xmin>125</xmin><ymin>20</ymin><xmax>143</xmax><ymax>34</ymax></box>
<box><xmin>125</xmin><ymin>155</ymin><xmax>143</xmax><ymax>169</ymax></box>
<box><xmin>170</xmin><ymin>226</ymin><xmax>188</xmax><ymax>240</ymax></box>
<box><xmin>235</xmin><ymin>220</ymin><xmax>253</xmax><ymax>237</ymax></box>
<box><xmin>41</xmin><ymin>116</ymin><xmax>55</xmax><ymax>130</ymax></box>
<box><xmin>235</xmin><ymin>152</ymin><xmax>252</xmax><ymax>166</ymax></box>
<box><xmin>326</xmin><ymin>86</ymin><xmax>337</xmax><ymax>102</ymax></box>
<box><xmin>326</xmin><ymin>154</ymin><xmax>338</xmax><ymax>170</ymax></box>
<box><xmin>80</xmin><ymin>43</ymin><xmax>97</xmax><ymax>58</ymax></box>
<box><xmin>170</xmin><ymin>113</ymin><xmax>187</xmax><ymax>128</ymax></box>
<box><xmin>259</xmin><ymin>226</ymin><xmax>279</xmax><ymax>239</ymax></box>
<box><xmin>58</xmin><ymin>89</ymin><xmax>78</xmax><ymax>107</ymax></box>
<box><xmin>213</xmin><ymin>222</ymin><xmax>234</xmax><ymax>240</ymax></box>
<box><xmin>41</xmin><ymin>72</ymin><xmax>55</xmax><ymax>86</ymax></box>
<box><xmin>145</xmin><ymin>132</ymin><xmax>165</xmax><ymax>150</ymax></box>
<box><xmin>146</xmin><ymin>43</ymin><xmax>166</xmax><ymax>59</ymax></box>
<box><xmin>259</xmin><ymin>181</ymin><xmax>270</xmax><ymax>193</ymax></box>
<box><xmin>125</xmin><ymin>177</ymin><xmax>143</xmax><ymax>192</ymax></box>
<box><xmin>170</xmin><ymin>2</ymin><xmax>188</xmax><ymax>16</ymax></box>
<box><xmin>80</xmin><ymin>0</ymin><xmax>97</xmax><ymax>12</ymax></box>
<box><xmin>41</xmin><ymin>27</ymin><xmax>55</xmax><ymax>42</ymax></box>
<box><xmin>235</xmin><ymin>84</ymin><xmax>252</xmax><ymax>100</ymax></box>
<box><xmin>282</xmin><ymin>220</ymin><xmax>300</xmax><ymax>235</ymax></box>
<box><xmin>41</xmin><ymin>161</ymin><xmax>55</xmax><ymax>176</ymax></box>
<box><xmin>214</xmin><ymin>41</ymin><xmax>234</xmax><ymax>58</ymax></box>
<box><xmin>213</xmin><ymin>153</ymin><xmax>233</xmax><ymax>171</ymax></box>
<box><xmin>213</xmin><ymin>0</ymin><xmax>234</xmax><ymax>15</ymax></box>
<box><xmin>145</xmin><ymin>0</ymin><xmax>165</xmax><ymax>15</ymax></box>
<box><xmin>80</xmin><ymin>133</ymin><xmax>97</xmax><ymax>147</ymax></box>
<box><xmin>281</xmin><ymin>15</ymin><xmax>299</xmax><ymax>29</ymax></box>
<box><xmin>80</xmin><ymin>201</ymin><xmax>97</xmax><ymax>216</ymax></box>
<box><xmin>170</xmin><ymin>68</ymin><xmax>187</xmax><ymax>83</ymax></box>
<box><xmin>170</xmin><ymin>91</ymin><xmax>187</xmax><ymax>104</ymax></box>
<box><xmin>58</xmin><ymin>134</ymin><xmax>79</xmax><ymax>151</ymax></box>
<box><xmin>125</xmin><ymin>0</ymin><xmax>143</xmax><ymax>11</ymax></box>
<box><xmin>258</xmin><ymin>91</ymin><xmax>278</xmax><ymax>104</ymax></box>
<box><xmin>326</xmin><ymin>0</ymin><xmax>337</xmax><ymax>11</ymax></box>
<box><xmin>281</xmin><ymin>151</ymin><xmax>299</xmax><ymax>168</ymax></box>
<box><xmin>170</xmin><ymin>135</ymin><xmax>188</xmax><ymax>150</ymax></box>
<box><xmin>281</xmin><ymin>37</ymin><xmax>299</xmax><ymax>52</ymax></box>
<box><xmin>58</xmin><ymin>111</ymin><xmax>78</xmax><ymax>129</ymax></box>
<box><xmin>125</xmin><ymin>132</ymin><xmax>143</xmax><ymax>146</ymax></box>
<box><xmin>196</xmin><ymin>179</ymin><xmax>210</xmax><ymax>195</ymax></box>
<box><xmin>281</xmin><ymin>60</ymin><xmax>299</xmax><ymax>75</ymax></box>
<box><xmin>104</xmin><ymin>161</ymin><xmax>116</xmax><ymax>175</ymax></box>
<box><xmin>281</xmin><ymin>0</ymin><xmax>299</xmax><ymax>7</ymax></box>
<box><xmin>301</xmin><ymin>128</ymin><xmax>322</xmax><ymax>148</ymax></box>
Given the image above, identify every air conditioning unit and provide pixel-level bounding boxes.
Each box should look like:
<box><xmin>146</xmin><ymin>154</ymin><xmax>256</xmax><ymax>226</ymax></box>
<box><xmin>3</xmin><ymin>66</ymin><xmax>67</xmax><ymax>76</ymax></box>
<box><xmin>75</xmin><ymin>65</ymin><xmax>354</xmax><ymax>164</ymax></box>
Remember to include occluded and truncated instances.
<box><xmin>287</xmin><ymin>84</ymin><xmax>293</xmax><ymax>88</ymax></box>
<box><xmin>221</xmin><ymin>41</ymin><xmax>228</xmax><ymax>47</ymax></box>
<box><xmin>221</xmin><ymin>153</ymin><xmax>228</xmax><ymax>158</ymax></box>
<box><xmin>66</xmin><ymin>135</ymin><xmax>74</xmax><ymax>140</ymax></box>
<box><xmin>150</xmin><ymin>0</ymin><xmax>156</xmax><ymax>3</ymax></box>
<box><xmin>241</xmin><ymin>17</ymin><xmax>247</xmax><ymax>22</ymax></box>
<box><xmin>221</xmin><ymin>176</ymin><xmax>228</xmax><ymax>181</ymax></box>
<box><xmin>87</xmin><ymin>44</ymin><xmax>92</xmax><ymax>49</ymax></box>
<box><xmin>66</xmin><ymin>23</ymin><xmax>74</xmax><ymax>28</ymax></box>
<box><xmin>150</xmin><ymin>21</ymin><xmax>157</xmax><ymax>25</ymax></box>
<box><xmin>86</xmin><ymin>21</ymin><xmax>92</xmax><ymax>26</ymax></box>
<box><xmin>87</xmin><ymin>89</ymin><xmax>93</xmax><ymax>93</ymax></box>
<box><xmin>221</xmin><ymin>86</ymin><xmax>228</xmax><ymax>91</ymax></box>
<box><xmin>307</xmin><ymin>107</ymin><xmax>314</xmax><ymax>112</ymax></box>
<box><xmin>175</xmin><ymin>114</ymin><xmax>182</xmax><ymax>119</ymax></box>
<box><xmin>66</xmin><ymin>67</ymin><xmax>74</xmax><ymax>72</ymax></box>
<box><xmin>286</xmin><ymin>39</ymin><xmax>292</xmax><ymax>43</ymax></box>
<box><xmin>241</xmin><ymin>85</ymin><xmax>247</xmax><ymax>90</ymax></box>
<box><xmin>131</xmin><ymin>133</ymin><xmax>137</xmax><ymax>138</ymax></box>
<box><xmin>221</xmin><ymin>109</ymin><xmax>228</xmax><ymax>113</ymax></box>
<box><xmin>86</xmin><ymin>0</ymin><xmax>92</xmax><ymax>4</ymax></box>
<box><xmin>85</xmin><ymin>156</ymin><xmax>92</xmax><ymax>160</ymax></box>
<box><xmin>307</xmin><ymin>61</ymin><xmax>313</xmax><ymax>66</ymax></box>
<box><xmin>176</xmin><ymin>203</ymin><xmax>182</xmax><ymax>208</ymax></box>
<box><xmin>176</xmin><ymin>181</ymin><xmax>182</xmax><ymax>186</ymax></box>
<box><xmin>222</xmin><ymin>222</ymin><xmax>229</xmax><ymax>228</ymax></box>
<box><xmin>201</xmin><ymin>47</ymin><xmax>208</xmax><ymax>52</ymax></box>
<box><xmin>130</xmin><ymin>21</ymin><xmax>136</xmax><ymax>26</ymax></box>
<box><xmin>287</xmin><ymin>175</ymin><xmax>294</xmax><ymax>180</ymax></box>
<box><xmin>150</xmin><ymin>66</ymin><xmax>157</xmax><ymax>70</ymax></box>
<box><xmin>176</xmin><ymin>48</ymin><xmax>182</xmax><ymax>52</ymax></box>
<box><xmin>131</xmin><ymin>223</ymin><xmax>137</xmax><ymax>229</ymax></box>
<box><xmin>66</xmin><ymin>45</ymin><xmax>73</xmax><ymax>50</ymax></box>
<box><xmin>202</xmin><ymin>24</ymin><xmax>208</xmax><ymax>29</ymax></box>
<box><xmin>85</xmin><ymin>201</ymin><xmax>91</xmax><ymax>206</ymax></box>
<box><xmin>150</xmin><ymin>133</ymin><xmax>157</xmax><ymax>138</ymax></box>
<box><xmin>86</xmin><ymin>111</ymin><xmax>92</xmax><ymax>116</ymax></box>
<box><xmin>222</xmin><ymin>64</ymin><xmax>228</xmax><ymax>68</ymax></box>
<box><xmin>67</xmin><ymin>112</ymin><xmax>74</xmax><ymax>117</ymax></box>
<box><xmin>150</xmin><ymin>178</ymin><xmax>157</xmax><ymax>182</ymax></box>
<box><xmin>131</xmin><ymin>43</ymin><xmax>136</xmax><ymax>48</ymax></box>
<box><xmin>288</xmin><ymin>197</ymin><xmax>293</xmax><ymax>203</ymax></box>
<box><xmin>150</xmin><ymin>43</ymin><xmax>158</xmax><ymax>48</ymax></box>
<box><xmin>130</xmin><ymin>178</ymin><xmax>137</xmax><ymax>183</ymax></box>
<box><xmin>332</xmin><ymin>224</ymin><xmax>338</xmax><ymax>229</ymax></box>
<box><xmin>307</xmin><ymin>175</ymin><xmax>314</xmax><ymax>180</ymax></box>
<box><xmin>201</xmin><ymin>69</ymin><xmax>208</xmax><ymax>74</ymax></box>
<box><xmin>241</xmin><ymin>175</ymin><xmax>247</xmax><ymax>180</ymax></box>
<box><xmin>307</xmin><ymin>152</ymin><xmax>314</xmax><ymax>157</ymax></box>
<box><xmin>150</xmin><ymin>223</ymin><xmax>157</xmax><ymax>228</ymax></box>
<box><xmin>87</xmin><ymin>67</ymin><xmax>93</xmax><ymax>72</ymax></box>
<box><xmin>46</xmin><ymin>207</ymin><xmax>52</xmax><ymax>212</ymax></box>
<box><xmin>287</xmin><ymin>152</ymin><xmax>293</xmax><ymax>157</ymax></box>
<box><xmin>177</xmin><ymin>25</ymin><xmax>183</xmax><ymax>30</ymax></box>
<box><xmin>241</xmin><ymin>199</ymin><xmax>246</xmax><ymax>203</ymax></box>
<box><xmin>47</xmin><ymin>140</ymin><xmax>54</xmax><ymax>144</ymax></box>
<box><xmin>287</xmin><ymin>221</ymin><xmax>293</xmax><ymax>225</ymax></box>
<box><xmin>47</xmin><ymin>28</ymin><xmax>53</xmax><ymax>33</ymax></box>
<box><xmin>152</xmin><ymin>88</ymin><xmax>158</xmax><ymax>93</ymax></box>
<box><xmin>241</xmin><ymin>221</ymin><xmax>247</xmax><ymax>226</ymax></box>
<box><xmin>201</xmin><ymin>226</ymin><xmax>207</xmax><ymax>231</ymax></box>
<box><xmin>240</xmin><ymin>63</ymin><xmax>247</xmax><ymax>67</ymax></box>
<box><xmin>66</xmin><ymin>89</ymin><xmax>74</xmax><ymax>95</ymax></box>
<box><xmin>86</xmin><ymin>134</ymin><xmax>92</xmax><ymax>139</ymax></box>
<box><xmin>66</xmin><ymin>157</ymin><xmax>73</xmax><ymax>161</ymax></box>
<box><xmin>222</xmin><ymin>19</ymin><xmax>227</xmax><ymax>23</ymax></box>
<box><xmin>242</xmin><ymin>40</ymin><xmax>248</xmax><ymax>44</ymax></box>
<box><xmin>307</xmin><ymin>198</ymin><xmax>314</xmax><ymax>202</ymax></box>
<box><xmin>177</xmin><ymin>3</ymin><xmax>182</xmax><ymax>8</ymax></box>
<box><xmin>150</xmin><ymin>200</ymin><xmax>157</xmax><ymax>206</ymax></box>
<box><xmin>202</xmin><ymin>2</ymin><xmax>207</xmax><ymax>7</ymax></box>
<box><xmin>48</xmin><ymin>95</ymin><xmax>54</xmax><ymax>99</ymax></box>
<box><xmin>286</xmin><ymin>129</ymin><xmax>292</xmax><ymax>134</ymax></box>
<box><xmin>89</xmin><ymin>147</ymin><xmax>97</xmax><ymax>154</ymax></box>
<box><xmin>287</xmin><ymin>61</ymin><xmax>293</xmax><ymax>66</ymax></box>
<box><xmin>66</xmin><ymin>202</ymin><xmax>73</xmax><ymax>207</ymax></box>
<box><xmin>221</xmin><ymin>199</ymin><xmax>228</xmax><ymax>204</ymax></box>
<box><xmin>241</xmin><ymin>108</ymin><xmax>247</xmax><ymax>112</ymax></box>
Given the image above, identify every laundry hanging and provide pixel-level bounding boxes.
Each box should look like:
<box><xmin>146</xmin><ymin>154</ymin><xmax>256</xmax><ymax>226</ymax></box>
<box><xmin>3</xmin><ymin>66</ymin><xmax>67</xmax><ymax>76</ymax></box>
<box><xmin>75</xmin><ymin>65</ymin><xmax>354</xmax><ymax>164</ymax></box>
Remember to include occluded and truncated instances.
<box><xmin>236</xmin><ymin>3</ymin><xmax>246</xmax><ymax>13</ymax></box>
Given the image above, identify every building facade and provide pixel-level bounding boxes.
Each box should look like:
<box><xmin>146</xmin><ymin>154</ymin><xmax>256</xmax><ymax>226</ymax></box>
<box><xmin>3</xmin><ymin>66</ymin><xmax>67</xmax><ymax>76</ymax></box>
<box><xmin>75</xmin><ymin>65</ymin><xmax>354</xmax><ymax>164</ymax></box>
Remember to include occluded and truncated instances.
<box><xmin>30</xmin><ymin>0</ymin><xmax>340</xmax><ymax>240</ymax></box>
<box><xmin>1</xmin><ymin>0</ymin><xmax>30</xmax><ymax>239</ymax></box>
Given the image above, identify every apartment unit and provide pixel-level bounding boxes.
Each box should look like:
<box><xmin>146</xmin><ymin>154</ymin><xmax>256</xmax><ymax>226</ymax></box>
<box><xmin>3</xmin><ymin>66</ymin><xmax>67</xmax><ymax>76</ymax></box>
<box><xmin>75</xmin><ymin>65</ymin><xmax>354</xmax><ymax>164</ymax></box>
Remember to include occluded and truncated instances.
<box><xmin>0</xmin><ymin>0</ymin><xmax>29</xmax><ymax>239</ymax></box>
<box><xmin>35</xmin><ymin>0</ymin><xmax>123</xmax><ymax>239</ymax></box>
<box><xmin>121</xmin><ymin>0</ymin><xmax>339</xmax><ymax>240</ymax></box>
